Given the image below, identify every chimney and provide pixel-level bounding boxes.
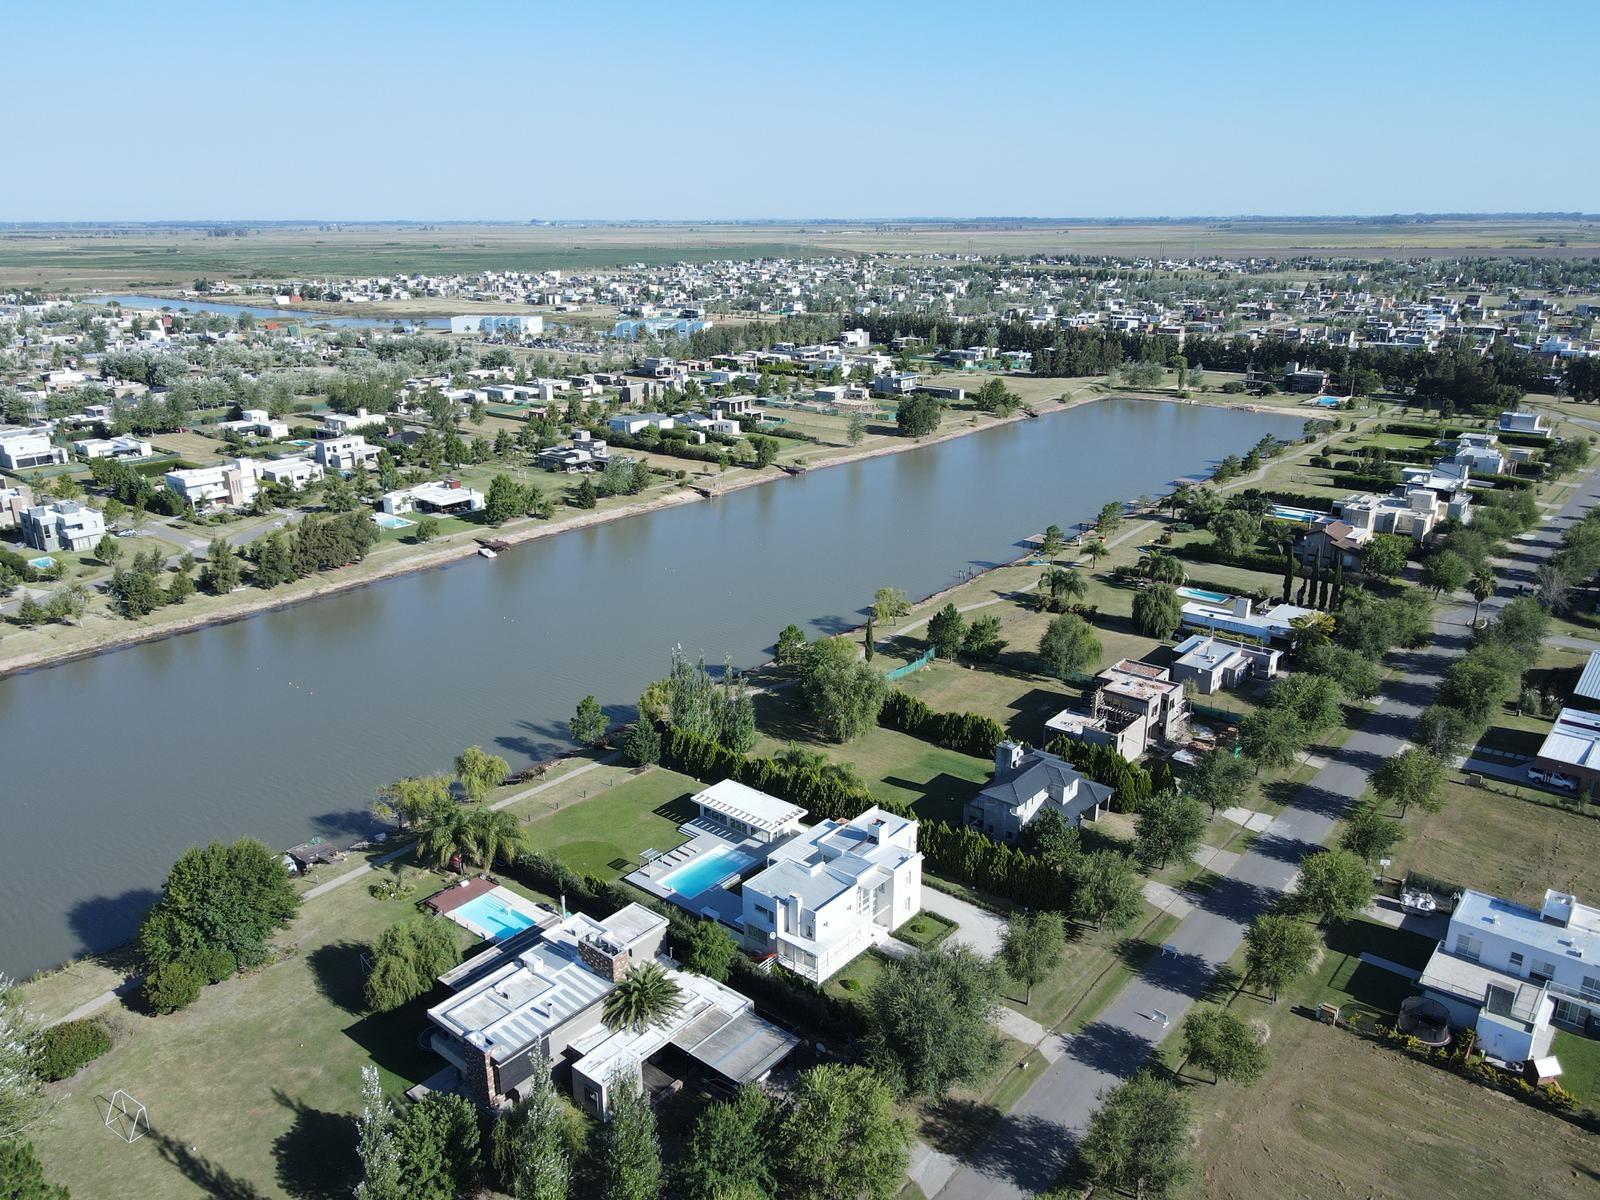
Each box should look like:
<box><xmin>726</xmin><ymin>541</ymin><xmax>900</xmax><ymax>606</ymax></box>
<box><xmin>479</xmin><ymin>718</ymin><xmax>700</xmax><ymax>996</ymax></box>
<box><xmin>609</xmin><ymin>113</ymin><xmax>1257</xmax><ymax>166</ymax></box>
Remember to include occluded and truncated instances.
<box><xmin>577</xmin><ymin>936</ymin><xmax>630</xmax><ymax>982</ymax></box>
<box><xmin>994</xmin><ymin>740</ymin><xmax>1024</xmax><ymax>778</ymax></box>
<box><xmin>1541</xmin><ymin>889</ymin><xmax>1575</xmax><ymax>927</ymax></box>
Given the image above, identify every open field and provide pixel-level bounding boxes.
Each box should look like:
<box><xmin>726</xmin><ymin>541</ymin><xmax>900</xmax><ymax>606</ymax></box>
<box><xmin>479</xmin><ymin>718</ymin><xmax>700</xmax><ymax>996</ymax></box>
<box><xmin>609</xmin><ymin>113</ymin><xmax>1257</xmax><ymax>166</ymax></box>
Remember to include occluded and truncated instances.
<box><xmin>1389</xmin><ymin>775</ymin><xmax>1600</xmax><ymax>904</ymax></box>
<box><xmin>5</xmin><ymin>217</ymin><xmax>1600</xmax><ymax>290</ymax></box>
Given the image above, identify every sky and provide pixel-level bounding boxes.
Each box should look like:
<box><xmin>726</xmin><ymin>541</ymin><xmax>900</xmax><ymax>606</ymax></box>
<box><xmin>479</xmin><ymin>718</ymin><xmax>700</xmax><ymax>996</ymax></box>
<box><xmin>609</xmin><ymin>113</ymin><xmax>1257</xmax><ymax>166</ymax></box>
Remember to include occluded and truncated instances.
<box><xmin>8</xmin><ymin>0</ymin><xmax>1598</xmax><ymax>222</ymax></box>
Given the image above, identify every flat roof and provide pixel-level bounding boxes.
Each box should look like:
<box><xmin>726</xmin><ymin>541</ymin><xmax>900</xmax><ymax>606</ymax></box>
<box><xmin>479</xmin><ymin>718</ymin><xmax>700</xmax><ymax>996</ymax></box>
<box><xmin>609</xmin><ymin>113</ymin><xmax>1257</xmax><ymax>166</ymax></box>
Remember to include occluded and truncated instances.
<box><xmin>1574</xmin><ymin>652</ymin><xmax>1600</xmax><ymax>704</ymax></box>
<box><xmin>1535</xmin><ymin>707</ymin><xmax>1600</xmax><ymax>771</ymax></box>
<box><xmin>694</xmin><ymin>778</ymin><xmax>806</xmax><ymax>833</ymax></box>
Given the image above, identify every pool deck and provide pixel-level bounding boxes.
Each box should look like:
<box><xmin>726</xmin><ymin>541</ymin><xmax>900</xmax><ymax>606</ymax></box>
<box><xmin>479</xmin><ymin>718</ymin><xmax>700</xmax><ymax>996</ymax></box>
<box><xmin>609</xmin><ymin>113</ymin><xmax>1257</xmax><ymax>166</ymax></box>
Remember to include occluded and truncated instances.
<box><xmin>625</xmin><ymin>818</ymin><xmax>765</xmax><ymax>928</ymax></box>
<box><xmin>425</xmin><ymin>877</ymin><xmax>554</xmax><ymax>941</ymax></box>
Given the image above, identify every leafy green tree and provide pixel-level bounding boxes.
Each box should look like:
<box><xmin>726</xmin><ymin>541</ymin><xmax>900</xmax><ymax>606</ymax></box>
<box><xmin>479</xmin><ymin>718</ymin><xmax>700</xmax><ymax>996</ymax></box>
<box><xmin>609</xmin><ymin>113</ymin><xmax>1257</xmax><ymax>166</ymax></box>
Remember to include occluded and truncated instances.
<box><xmin>750</xmin><ymin>435</ymin><xmax>781</xmax><ymax>467</ymax></box>
<box><xmin>454</xmin><ymin>744</ymin><xmax>509</xmax><ymax>802</ymax></box>
<box><xmin>355</xmin><ymin>1065</ymin><xmax>403</xmax><ymax>1200</ymax></box>
<box><xmin>141</xmin><ymin>960</ymin><xmax>203</xmax><ymax>1013</ymax></box>
<box><xmin>138</xmin><ymin>838</ymin><xmax>301</xmax><ymax>970</ymax></box>
<box><xmin>676</xmin><ymin>1087</ymin><xmax>775</xmax><ymax>1200</ymax></box>
<box><xmin>961</xmin><ymin>613</ymin><xmax>1007</xmax><ymax>661</ymax></box>
<box><xmin>1242</xmin><ymin>913</ymin><xmax>1318</xmax><ymax>1001</ymax></box>
<box><xmin>1096</xmin><ymin>500</ymin><xmax>1125</xmax><ymax>539</ymax></box>
<box><xmin>1370</xmin><ymin>747</ymin><xmax>1444</xmax><ymax>818</ymax></box>
<box><xmin>623</xmin><ymin>719</ymin><xmax>661</xmax><ymax>767</ymax></box>
<box><xmin>777</xmin><ymin>1065</ymin><xmax>910</xmax><ymax>1200</ymax></box>
<box><xmin>1180</xmin><ymin>1006</ymin><xmax>1268</xmax><ymax>1085</ymax></box>
<box><xmin>364</xmin><ymin>919</ymin><xmax>462</xmax><ymax>1013</ymax></box>
<box><xmin>1019</xmin><ymin>808</ymin><xmax>1081</xmax><ymax>867</ymax></box>
<box><xmin>200</xmin><ymin>537</ymin><xmax>241</xmax><ymax>593</ymax></box>
<box><xmin>601</xmin><ymin>1079</ymin><xmax>661</xmax><ymax>1200</ymax></box>
<box><xmin>372</xmin><ymin>773</ymin><xmax>453</xmax><ymax>831</ymax></box>
<box><xmin>896</xmin><ymin>394</ymin><xmax>941</xmax><ymax>438</ymax></box>
<box><xmin>775</xmin><ymin>623</ymin><xmax>809</xmax><ymax>667</ymax></box>
<box><xmin>1071</xmin><ymin>850</ymin><xmax>1144</xmax><ymax>931</ymax></box>
<box><xmin>1133</xmin><ymin>790</ymin><xmax>1208</xmax><ymax>870</ymax></box>
<box><xmin>999</xmin><ymin>910</ymin><xmax>1066</xmax><ymax>1004</ymax></box>
<box><xmin>1296</xmin><ymin>849</ymin><xmax>1370</xmax><ymax>926</ymax></box>
<box><xmin>1039</xmin><ymin>523</ymin><xmax>1067</xmax><ymax>559</ymax></box>
<box><xmin>1131</xmin><ymin>583</ymin><xmax>1182</xmax><ymax>638</ymax></box>
<box><xmin>484</xmin><ymin>473</ymin><xmax>525</xmax><ymax>525</ymax></box>
<box><xmin>799</xmin><ymin>635</ymin><xmax>888</xmax><ymax>742</ymax></box>
<box><xmin>1340</xmin><ymin>807</ymin><xmax>1403</xmax><ymax>864</ymax></box>
<box><xmin>1238</xmin><ymin>706</ymin><xmax>1305</xmax><ymax>771</ymax></box>
<box><xmin>1187</xmin><ymin>750</ymin><xmax>1253</xmax><ymax>818</ymax></box>
<box><xmin>1264</xmin><ymin>673</ymin><xmax>1343</xmax><ymax>736</ymax></box>
<box><xmin>413</xmin><ymin>515</ymin><xmax>440</xmax><ymax>543</ymax></box>
<box><xmin>95</xmin><ymin>532</ymin><xmax>122</xmax><ymax>566</ymax></box>
<box><xmin>570</xmin><ymin>695</ymin><xmax>609</xmax><ymax>747</ymax></box>
<box><xmin>1077</xmin><ymin>1071</ymin><xmax>1192</xmax><ymax>1200</ymax></box>
<box><xmin>1420</xmin><ymin>549</ymin><xmax>1468</xmax><ymax>597</ymax></box>
<box><xmin>0</xmin><ymin>978</ymin><xmax>48</xmax><ymax>1142</ymax></box>
<box><xmin>492</xmin><ymin>1051</ymin><xmax>575</xmax><ymax>1200</ymax></box>
<box><xmin>872</xmin><ymin>587</ymin><xmax>909</xmax><ymax>626</ymax></box>
<box><xmin>393</xmin><ymin>1092</ymin><xmax>482</xmax><ymax>1200</ymax></box>
<box><xmin>165</xmin><ymin>567</ymin><xmax>194</xmax><ymax>605</ymax></box>
<box><xmin>682</xmin><ymin>920</ymin><xmax>736</xmax><ymax>982</ymax></box>
<box><xmin>1361</xmin><ymin>533</ymin><xmax>1409</xmax><ymax>579</ymax></box>
<box><xmin>864</xmin><ymin>946</ymin><xmax>1005</xmax><ymax>1098</ymax></box>
<box><xmin>846</xmin><ymin>412</ymin><xmax>866</xmax><ymax>445</ymax></box>
<box><xmin>0</xmin><ymin>1138</ymin><xmax>68</xmax><ymax>1200</ymax></box>
<box><xmin>603</xmin><ymin>964</ymin><xmax>684</xmax><ymax>1034</ymax></box>
<box><xmin>927</xmin><ymin>602</ymin><xmax>965</xmax><ymax>658</ymax></box>
<box><xmin>1038</xmin><ymin>612</ymin><xmax>1102</xmax><ymax>679</ymax></box>
<box><xmin>1141</xmin><ymin>550</ymin><xmax>1185</xmax><ymax>585</ymax></box>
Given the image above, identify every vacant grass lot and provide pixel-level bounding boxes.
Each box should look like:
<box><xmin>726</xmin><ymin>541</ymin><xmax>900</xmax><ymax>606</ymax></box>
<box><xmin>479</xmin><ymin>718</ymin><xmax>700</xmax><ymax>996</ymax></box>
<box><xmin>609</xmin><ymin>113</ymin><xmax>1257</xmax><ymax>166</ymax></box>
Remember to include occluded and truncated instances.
<box><xmin>1389</xmin><ymin>776</ymin><xmax>1600</xmax><ymax>904</ymax></box>
<box><xmin>516</xmin><ymin>766</ymin><xmax>702</xmax><ymax>877</ymax></box>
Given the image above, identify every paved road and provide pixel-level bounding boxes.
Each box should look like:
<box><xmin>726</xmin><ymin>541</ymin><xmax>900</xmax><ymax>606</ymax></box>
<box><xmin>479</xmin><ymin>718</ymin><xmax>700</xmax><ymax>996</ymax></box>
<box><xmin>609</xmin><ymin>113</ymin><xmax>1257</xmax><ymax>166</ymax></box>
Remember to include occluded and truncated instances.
<box><xmin>933</xmin><ymin>463</ymin><xmax>1600</xmax><ymax>1199</ymax></box>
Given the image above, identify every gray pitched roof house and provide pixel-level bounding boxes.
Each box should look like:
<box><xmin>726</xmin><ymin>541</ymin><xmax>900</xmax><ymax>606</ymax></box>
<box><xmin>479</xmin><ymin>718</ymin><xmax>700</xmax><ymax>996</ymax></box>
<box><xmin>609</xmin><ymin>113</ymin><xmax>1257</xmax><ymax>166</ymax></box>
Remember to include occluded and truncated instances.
<box><xmin>964</xmin><ymin>741</ymin><xmax>1115</xmax><ymax>844</ymax></box>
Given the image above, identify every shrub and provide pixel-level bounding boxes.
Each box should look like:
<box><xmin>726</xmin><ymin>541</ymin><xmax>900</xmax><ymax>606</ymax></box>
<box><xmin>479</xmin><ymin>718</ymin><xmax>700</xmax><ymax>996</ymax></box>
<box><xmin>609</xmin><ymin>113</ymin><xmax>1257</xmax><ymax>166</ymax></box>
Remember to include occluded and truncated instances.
<box><xmin>878</xmin><ymin>690</ymin><xmax>1006</xmax><ymax>758</ymax></box>
<box><xmin>33</xmin><ymin>1019</ymin><xmax>112</xmax><ymax>1081</ymax></box>
<box><xmin>182</xmin><ymin>945</ymin><xmax>238</xmax><ymax>985</ymax></box>
<box><xmin>143</xmin><ymin>960</ymin><xmax>203</xmax><ymax>1014</ymax></box>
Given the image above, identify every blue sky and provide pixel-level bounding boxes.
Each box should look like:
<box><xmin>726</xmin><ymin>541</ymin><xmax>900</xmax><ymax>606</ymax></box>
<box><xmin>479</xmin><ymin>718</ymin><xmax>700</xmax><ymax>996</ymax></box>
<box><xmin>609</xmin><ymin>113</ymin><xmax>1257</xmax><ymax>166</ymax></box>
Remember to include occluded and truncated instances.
<box><xmin>9</xmin><ymin>1</ymin><xmax>1597</xmax><ymax>221</ymax></box>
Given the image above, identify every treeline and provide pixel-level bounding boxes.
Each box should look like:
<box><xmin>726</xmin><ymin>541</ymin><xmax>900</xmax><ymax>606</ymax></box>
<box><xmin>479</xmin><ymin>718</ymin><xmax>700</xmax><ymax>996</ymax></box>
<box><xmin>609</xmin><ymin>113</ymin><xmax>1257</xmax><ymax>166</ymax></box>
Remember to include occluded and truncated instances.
<box><xmin>1047</xmin><ymin>738</ymin><xmax>1175</xmax><ymax>812</ymax></box>
<box><xmin>878</xmin><ymin>690</ymin><xmax>1006</xmax><ymax>758</ymax></box>
<box><xmin>248</xmin><ymin>511</ymin><xmax>381</xmax><ymax>587</ymax></box>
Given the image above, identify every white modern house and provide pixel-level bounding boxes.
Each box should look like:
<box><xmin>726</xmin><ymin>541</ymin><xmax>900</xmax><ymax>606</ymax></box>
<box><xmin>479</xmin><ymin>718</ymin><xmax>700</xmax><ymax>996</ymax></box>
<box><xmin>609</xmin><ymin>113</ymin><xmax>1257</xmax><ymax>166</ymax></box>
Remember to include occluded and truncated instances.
<box><xmin>1179</xmin><ymin>595</ymin><xmax>1314</xmax><ymax>647</ymax></box>
<box><xmin>424</xmin><ymin>901</ymin><xmax>796</xmax><ymax>1119</ymax></box>
<box><xmin>1168</xmin><ymin>633</ymin><xmax>1281</xmax><ymax>695</ymax></box>
<box><xmin>220</xmin><ymin>409</ymin><xmax>290</xmax><ymax>440</ymax></box>
<box><xmin>739</xmin><ymin>806</ymin><xmax>922</xmax><ymax>982</ymax></box>
<box><xmin>318</xmin><ymin>408</ymin><xmax>384</xmax><ymax>437</ymax></box>
<box><xmin>20</xmin><ymin>498</ymin><xmax>105</xmax><ymax>552</ymax></box>
<box><xmin>380</xmin><ymin>479</ymin><xmax>485</xmax><ymax>516</ymax></box>
<box><xmin>71</xmin><ymin>434</ymin><xmax>152</xmax><ymax>460</ymax></box>
<box><xmin>313</xmin><ymin>434</ymin><xmax>381</xmax><ymax>473</ymax></box>
<box><xmin>0</xmin><ymin>427</ymin><xmax>67</xmax><ymax>470</ymax></box>
<box><xmin>1499</xmin><ymin>411</ymin><xmax>1550</xmax><ymax>435</ymax></box>
<box><xmin>256</xmin><ymin>455</ymin><xmax>325</xmax><ymax>489</ymax></box>
<box><xmin>1419</xmin><ymin>889</ymin><xmax>1600</xmax><ymax>1061</ymax></box>
<box><xmin>164</xmin><ymin>459</ymin><xmax>261</xmax><ymax>511</ymax></box>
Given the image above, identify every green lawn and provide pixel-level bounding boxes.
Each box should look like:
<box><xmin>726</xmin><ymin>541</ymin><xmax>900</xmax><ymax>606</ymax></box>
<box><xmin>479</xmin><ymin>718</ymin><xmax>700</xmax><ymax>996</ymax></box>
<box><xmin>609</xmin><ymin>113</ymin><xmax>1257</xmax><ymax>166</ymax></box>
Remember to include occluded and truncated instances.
<box><xmin>892</xmin><ymin>911</ymin><xmax>958</xmax><ymax>951</ymax></box>
<box><xmin>519</xmin><ymin>766</ymin><xmax>702</xmax><ymax>878</ymax></box>
<box><xmin>1550</xmin><ymin>1029</ymin><xmax>1600</xmax><ymax>1107</ymax></box>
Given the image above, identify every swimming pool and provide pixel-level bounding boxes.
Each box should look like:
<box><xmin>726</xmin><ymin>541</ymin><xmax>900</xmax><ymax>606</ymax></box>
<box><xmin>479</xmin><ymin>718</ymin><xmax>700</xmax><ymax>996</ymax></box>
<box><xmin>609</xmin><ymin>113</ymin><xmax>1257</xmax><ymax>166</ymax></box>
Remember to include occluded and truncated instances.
<box><xmin>1178</xmin><ymin>587</ymin><xmax>1231</xmax><ymax>605</ymax></box>
<box><xmin>373</xmin><ymin>514</ymin><xmax>415</xmax><ymax>530</ymax></box>
<box><xmin>452</xmin><ymin>893</ymin><xmax>540</xmax><ymax>941</ymax></box>
<box><xmin>660</xmin><ymin>846</ymin><xmax>751</xmax><ymax>897</ymax></box>
<box><xmin>28</xmin><ymin>557</ymin><xmax>56</xmax><ymax>570</ymax></box>
<box><xmin>1269</xmin><ymin>505</ymin><xmax>1322</xmax><ymax>525</ymax></box>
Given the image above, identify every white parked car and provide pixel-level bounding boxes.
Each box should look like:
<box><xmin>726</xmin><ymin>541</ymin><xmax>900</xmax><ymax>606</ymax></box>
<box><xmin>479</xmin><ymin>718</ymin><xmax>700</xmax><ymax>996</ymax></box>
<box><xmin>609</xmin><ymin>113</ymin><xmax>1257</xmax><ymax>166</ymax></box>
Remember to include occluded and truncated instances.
<box><xmin>1527</xmin><ymin>765</ymin><xmax>1579</xmax><ymax>793</ymax></box>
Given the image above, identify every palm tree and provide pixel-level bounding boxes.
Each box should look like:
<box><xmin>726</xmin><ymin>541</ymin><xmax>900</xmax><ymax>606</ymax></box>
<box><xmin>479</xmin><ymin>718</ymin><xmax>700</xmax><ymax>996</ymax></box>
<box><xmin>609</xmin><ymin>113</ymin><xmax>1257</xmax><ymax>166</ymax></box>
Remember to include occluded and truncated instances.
<box><xmin>1469</xmin><ymin>566</ymin><xmax>1497</xmax><ymax>629</ymax></box>
<box><xmin>1142</xmin><ymin>551</ymin><xmax>1185</xmax><ymax>586</ymax></box>
<box><xmin>602</xmin><ymin>963</ymin><xmax>684</xmax><ymax>1033</ymax></box>
<box><xmin>416</xmin><ymin>804</ymin><xmax>471</xmax><ymax>871</ymax></box>
<box><xmin>1085</xmin><ymin>540</ymin><xmax>1108</xmax><ymax>572</ymax></box>
<box><xmin>1288</xmin><ymin>611</ymin><xmax>1336</xmax><ymax>649</ymax></box>
<box><xmin>1168</xmin><ymin>482</ymin><xmax>1193</xmax><ymax>519</ymax></box>
<box><xmin>463</xmin><ymin>806</ymin><xmax>524</xmax><ymax>869</ymax></box>
<box><xmin>1040</xmin><ymin>566</ymin><xmax>1087</xmax><ymax>611</ymax></box>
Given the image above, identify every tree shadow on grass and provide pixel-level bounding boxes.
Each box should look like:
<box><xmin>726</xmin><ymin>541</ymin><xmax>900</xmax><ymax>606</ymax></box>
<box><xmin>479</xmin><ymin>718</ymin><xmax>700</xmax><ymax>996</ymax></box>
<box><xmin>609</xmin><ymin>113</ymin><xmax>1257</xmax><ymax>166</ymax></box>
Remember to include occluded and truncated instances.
<box><xmin>305</xmin><ymin>940</ymin><xmax>370</xmax><ymax>1015</ymax></box>
<box><xmin>881</xmin><ymin>771</ymin><xmax>980</xmax><ymax>824</ymax></box>
<box><xmin>271</xmin><ymin>1090</ymin><xmax>358</xmax><ymax>1200</ymax></box>
<box><xmin>149</xmin><ymin>1129</ymin><xmax>268</xmax><ymax>1200</ymax></box>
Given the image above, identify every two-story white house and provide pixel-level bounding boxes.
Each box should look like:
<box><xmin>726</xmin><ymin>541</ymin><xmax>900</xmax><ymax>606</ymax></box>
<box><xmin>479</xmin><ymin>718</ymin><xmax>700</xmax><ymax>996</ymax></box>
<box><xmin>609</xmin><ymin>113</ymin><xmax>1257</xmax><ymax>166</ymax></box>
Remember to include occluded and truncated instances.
<box><xmin>739</xmin><ymin>806</ymin><xmax>922</xmax><ymax>982</ymax></box>
<box><xmin>313</xmin><ymin>434</ymin><xmax>381</xmax><ymax>473</ymax></box>
<box><xmin>1419</xmin><ymin>888</ymin><xmax>1600</xmax><ymax>1061</ymax></box>
<box><xmin>20</xmin><ymin>499</ymin><xmax>106</xmax><ymax>552</ymax></box>
<box><xmin>164</xmin><ymin>459</ymin><xmax>261</xmax><ymax>511</ymax></box>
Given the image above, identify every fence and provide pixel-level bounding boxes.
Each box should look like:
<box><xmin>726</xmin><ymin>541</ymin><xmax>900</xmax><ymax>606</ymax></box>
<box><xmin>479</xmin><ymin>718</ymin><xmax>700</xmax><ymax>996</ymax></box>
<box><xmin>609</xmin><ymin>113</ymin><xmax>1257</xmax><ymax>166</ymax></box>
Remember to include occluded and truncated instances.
<box><xmin>883</xmin><ymin>648</ymin><xmax>934</xmax><ymax>681</ymax></box>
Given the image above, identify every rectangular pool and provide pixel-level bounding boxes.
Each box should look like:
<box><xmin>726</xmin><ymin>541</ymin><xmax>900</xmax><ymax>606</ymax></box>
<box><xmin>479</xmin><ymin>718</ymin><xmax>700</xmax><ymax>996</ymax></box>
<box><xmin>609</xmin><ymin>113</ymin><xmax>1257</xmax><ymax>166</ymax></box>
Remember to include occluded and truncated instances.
<box><xmin>373</xmin><ymin>514</ymin><xmax>415</xmax><ymax>530</ymax></box>
<box><xmin>1269</xmin><ymin>505</ymin><xmax>1322</xmax><ymax>525</ymax></box>
<box><xmin>451</xmin><ymin>893</ymin><xmax>540</xmax><ymax>941</ymax></box>
<box><xmin>660</xmin><ymin>846</ymin><xmax>751</xmax><ymax>897</ymax></box>
<box><xmin>1178</xmin><ymin>587</ymin><xmax>1232</xmax><ymax>605</ymax></box>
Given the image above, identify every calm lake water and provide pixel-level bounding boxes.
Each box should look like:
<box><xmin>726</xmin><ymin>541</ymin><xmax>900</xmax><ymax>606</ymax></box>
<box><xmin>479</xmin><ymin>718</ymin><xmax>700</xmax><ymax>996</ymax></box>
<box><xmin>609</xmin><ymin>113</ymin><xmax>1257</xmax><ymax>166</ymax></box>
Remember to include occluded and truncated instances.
<box><xmin>88</xmin><ymin>294</ymin><xmax>450</xmax><ymax>330</ymax></box>
<box><xmin>0</xmin><ymin>400</ymin><xmax>1298</xmax><ymax>976</ymax></box>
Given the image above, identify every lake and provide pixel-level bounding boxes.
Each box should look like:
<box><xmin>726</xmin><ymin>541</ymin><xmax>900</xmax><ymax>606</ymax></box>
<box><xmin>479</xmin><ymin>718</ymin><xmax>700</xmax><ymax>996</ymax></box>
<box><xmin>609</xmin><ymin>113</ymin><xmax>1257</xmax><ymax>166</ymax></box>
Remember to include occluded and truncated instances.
<box><xmin>0</xmin><ymin>399</ymin><xmax>1299</xmax><ymax>976</ymax></box>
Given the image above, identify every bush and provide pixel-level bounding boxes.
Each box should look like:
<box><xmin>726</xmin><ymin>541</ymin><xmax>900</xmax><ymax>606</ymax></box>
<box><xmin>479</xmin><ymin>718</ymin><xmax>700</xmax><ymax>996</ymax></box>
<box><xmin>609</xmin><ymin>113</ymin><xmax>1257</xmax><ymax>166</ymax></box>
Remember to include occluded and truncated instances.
<box><xmin>181</xmin><ymin>945</ymin><xmax>238</xmax><ymax>985</ymax></box>
<box><xmin>33</xmin><ymin>1019</ymin><xmax>112</xmax><ymax>1081</ymax></box>
<box><xmin>878</xmin><ymin>690</ymin><xmax>1006</xmax><ymax>758</ymax></box>
<box><xmin>143</xmin><ymin>960</ymin><xmax>204</xmax><ymax>1014</ymax></box>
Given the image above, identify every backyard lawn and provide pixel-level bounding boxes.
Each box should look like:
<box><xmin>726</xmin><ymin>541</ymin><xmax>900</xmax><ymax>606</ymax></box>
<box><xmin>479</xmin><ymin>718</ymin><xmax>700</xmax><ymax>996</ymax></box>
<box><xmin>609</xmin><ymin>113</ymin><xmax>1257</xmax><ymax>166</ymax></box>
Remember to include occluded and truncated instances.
<box><xmin>518</xmin><ymin>766</ymin><xmax>702</xmax><ymax>878</ymax></box>
<box><xmin>1550</xmin><ymin>1030</ymin><xmax>1600</xmax><ymax>1107</ymax></box>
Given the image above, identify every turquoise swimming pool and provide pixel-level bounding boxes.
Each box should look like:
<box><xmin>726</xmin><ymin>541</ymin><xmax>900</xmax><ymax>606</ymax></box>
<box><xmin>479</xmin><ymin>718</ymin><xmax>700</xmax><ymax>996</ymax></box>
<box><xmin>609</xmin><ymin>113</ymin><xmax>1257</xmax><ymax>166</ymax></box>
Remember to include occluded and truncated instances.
<box><xmin>373</xmin><ymin>514</ymin><xmax>415</xmax><ymax>530</ymax></box>
<box><xmin>1178</xmin><ymin>587</ymin><xmax>1231</xmax><ymax>605</ymax></box>
<box><xmin>1269</xmin><ymin>505</ymin><xmax>1322</xmax><ymax>525</ymax></box>
<box><xmin>28</xmin><ymin>557</ymin><xmax>55</xmax><ymax>570</ymax></box>
<box><xmin>453</xmin><ymin>893</ymin><xmax>539</xmax><ymax>941</ymax></box>
<box><xmin>660</xmin><ymin>846</ymin><xmax>752</xmax><ymax>897</ymax></box>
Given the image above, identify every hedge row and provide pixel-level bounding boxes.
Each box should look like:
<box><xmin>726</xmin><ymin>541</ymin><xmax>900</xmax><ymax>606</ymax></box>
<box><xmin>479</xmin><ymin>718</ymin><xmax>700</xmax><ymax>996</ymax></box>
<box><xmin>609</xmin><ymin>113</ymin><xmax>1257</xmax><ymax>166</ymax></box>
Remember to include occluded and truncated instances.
<box><xmin>658</xmin><ymin>725</ymin><xmax>906</xmax><ymax>823</ymax></box>
<box><xmin>1254</xmin><ymin>490</ymin><xmax>1336</xmax><ymax>513</ymax></box>
<box><xmin>1178</xmin><ymin>541</ymin><xmax>1293</xmax><ymax>575</ymax></box>
<box><xmin>878</xmin><ymin>690</ymin><xmax>1006</xmax><ymax>759</ymax></box>
<box><xmin>918</xmin><ymin>820</ymin><xmax>1073</xmax><ymax>910</ymax></box>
